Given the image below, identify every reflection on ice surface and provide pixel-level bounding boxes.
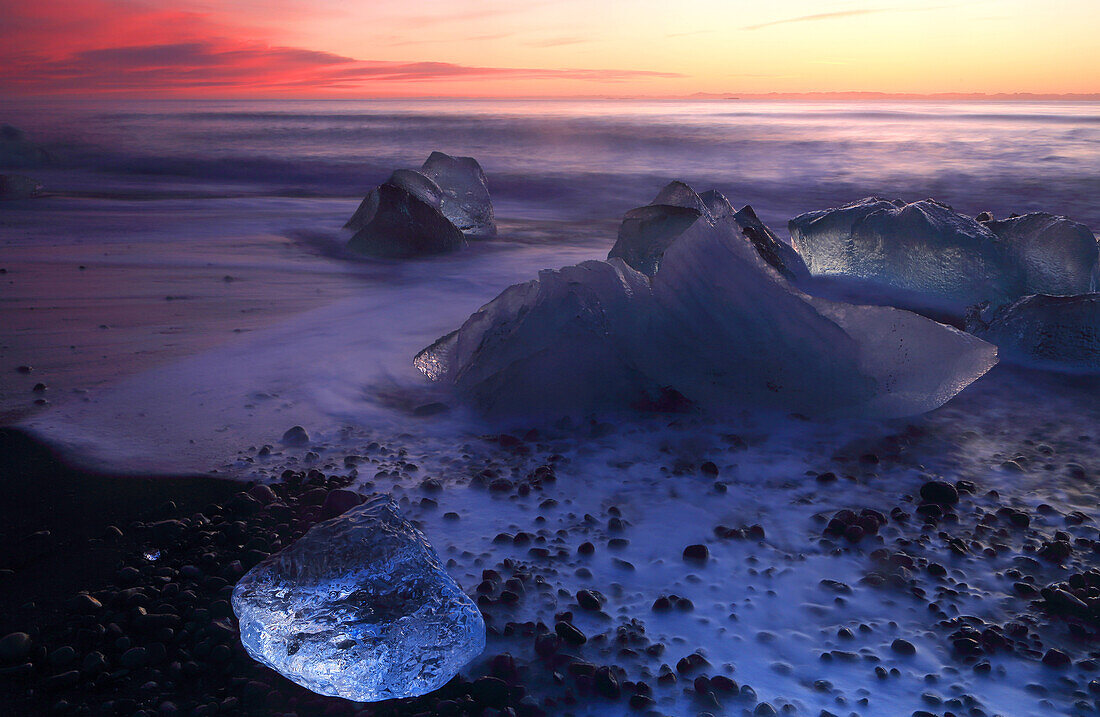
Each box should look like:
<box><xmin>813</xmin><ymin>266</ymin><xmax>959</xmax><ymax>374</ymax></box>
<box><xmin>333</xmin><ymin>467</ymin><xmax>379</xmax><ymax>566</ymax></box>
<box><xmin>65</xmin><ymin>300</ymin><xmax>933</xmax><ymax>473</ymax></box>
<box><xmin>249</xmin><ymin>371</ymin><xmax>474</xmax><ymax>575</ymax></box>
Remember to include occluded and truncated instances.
<box><xmin>232</xmin><ymin>496</ymin><xmax>484</xmax><ymax>702</ymax></box>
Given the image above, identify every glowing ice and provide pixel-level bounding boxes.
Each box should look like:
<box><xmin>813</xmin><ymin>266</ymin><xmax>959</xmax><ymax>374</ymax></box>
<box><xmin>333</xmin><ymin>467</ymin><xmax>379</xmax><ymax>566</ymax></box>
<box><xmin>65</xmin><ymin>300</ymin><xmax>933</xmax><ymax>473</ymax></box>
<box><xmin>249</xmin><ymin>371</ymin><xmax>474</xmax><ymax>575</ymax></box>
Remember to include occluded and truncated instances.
<box><xmin>968</xmin><ymin>293</ymin><xmax>1100</xmax><ymax>373</ymax></box>
<box><xmin>418</xmin><ymin>218</ymin><xmax>996</xmax><ymax>420</ymax></box>
<box><xmin>232</xmin><ymin>495</ymin><xmax>485</xmax><ymax>702</ymax></box>
<box><xmin>789</xmin><ymin>197</ymin><xmax>1022</xmax><ymax>314</ymax></box>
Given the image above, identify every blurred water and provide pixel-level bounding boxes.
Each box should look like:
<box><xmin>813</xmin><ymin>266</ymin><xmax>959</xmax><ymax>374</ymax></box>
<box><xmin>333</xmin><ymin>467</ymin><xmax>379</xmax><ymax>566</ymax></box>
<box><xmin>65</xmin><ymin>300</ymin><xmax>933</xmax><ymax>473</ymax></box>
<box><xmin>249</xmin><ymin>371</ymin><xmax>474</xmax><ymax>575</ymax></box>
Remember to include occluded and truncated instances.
<box><xmin>3</xmin><ymin>98</ymin><xmax>1098</xmax><ymax>227</ymax></box>
<box><xmin>2</xmin><ymin>98</ymin><xmax>1098</xmax><ymax>441</ymax></box>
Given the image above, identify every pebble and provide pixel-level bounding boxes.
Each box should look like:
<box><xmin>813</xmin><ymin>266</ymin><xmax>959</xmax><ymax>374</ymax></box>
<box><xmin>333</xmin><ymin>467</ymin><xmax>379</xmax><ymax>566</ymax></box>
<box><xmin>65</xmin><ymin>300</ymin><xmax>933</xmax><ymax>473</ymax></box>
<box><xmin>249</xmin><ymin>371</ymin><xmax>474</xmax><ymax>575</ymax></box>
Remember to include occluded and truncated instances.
<box><xmin>891</xmin><ymin>639</ymin><xmax>916</xmax><ymax>656</ymax></box>
<box><xmin>0</xmin><ymin>632</ymin><xmax>33</xmax><ymax>664</ymax></box>
<box><xmin>683</xmin><ymin>544</ymin><xmax>709</xmax><ymax>562</ymax></box>
<box><xmin>280</xmin><ymin>426</ymin><xmax>310</xmax><ymax>446</ymax></box>
<box><xmin>919</xmin><ymin>480</ymin><xmax>959</xmax><ymax>506</ymax></box>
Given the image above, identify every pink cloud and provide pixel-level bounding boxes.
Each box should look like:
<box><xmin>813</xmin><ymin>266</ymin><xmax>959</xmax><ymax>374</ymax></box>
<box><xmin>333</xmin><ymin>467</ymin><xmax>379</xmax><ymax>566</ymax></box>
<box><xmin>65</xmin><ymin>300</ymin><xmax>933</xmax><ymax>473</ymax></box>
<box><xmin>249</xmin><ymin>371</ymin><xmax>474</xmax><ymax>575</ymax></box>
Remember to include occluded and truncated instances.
<box><xmin>0</xmin><ymin>1</ymin><xmax>679</xmax><ymax>95</ymax></box>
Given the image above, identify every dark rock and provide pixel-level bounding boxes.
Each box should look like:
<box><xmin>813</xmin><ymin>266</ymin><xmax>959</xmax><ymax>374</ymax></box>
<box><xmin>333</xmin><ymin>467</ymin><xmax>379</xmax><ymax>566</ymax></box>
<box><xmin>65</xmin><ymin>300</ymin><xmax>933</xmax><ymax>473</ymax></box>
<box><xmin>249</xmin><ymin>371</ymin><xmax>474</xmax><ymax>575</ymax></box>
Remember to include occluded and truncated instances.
<box><xmin>470</xmin><ymin>675</ymin><xmax>509</xmax><ymax>708</ymax></box>
<box><xmin>68</xmin><ymin>593</ymin><xmax>102</xmax><ymax>613</ymax></box>
<box><xmin>594</xmin><ymin>666</ymin><xmax>620</xmax><ymax>699</ymax></box>
<box><xmin>1042</xmin><ymin>649</ymin><xmax>1071</xmax><ymax>668</ymax></box>
<box><xmin>280</xmin><ymin>426</ymin><xmax>309</xmax><ymax>446</ymax></box>
<box><xmin>891</xmin><ymin>639</ymin><xmax>916</xmax><ymax>656</ymax></box>
<box><xmin>576</xmin><ymin>589</ymin><xmax>603</xmax><ymax>611</ymax></box>
<box><xmin>0</xmin><ymin>632</ymin><xmax>32</xmax><ymax>664</ymax></box>
<box><xmin>919</xmin><ymin>480</ymin><xmax>959</xmax><ymax>506</ymax></box>
<box><xmin>248</xmin><ymin>484</ymin><xmax>278</xmax><ymax>505</ymax></box>
<box><xmin>119</xmin><ymin>647</ymin><xmax>148</xmax><ymax>669</ymax></box>
<box><xmin>683</xmin><ymin>544</ymin><xmax>709</xmax><ymax>562</ymax></box>
<box><xmin>320</xmin><ymin>489</ymin><xmax>364</xmax><ymax>519</ymax></box>
<box><xmin>555</xmin><ymin>621</ymin><xmax>587</xmax><ymax>645</ymax></box>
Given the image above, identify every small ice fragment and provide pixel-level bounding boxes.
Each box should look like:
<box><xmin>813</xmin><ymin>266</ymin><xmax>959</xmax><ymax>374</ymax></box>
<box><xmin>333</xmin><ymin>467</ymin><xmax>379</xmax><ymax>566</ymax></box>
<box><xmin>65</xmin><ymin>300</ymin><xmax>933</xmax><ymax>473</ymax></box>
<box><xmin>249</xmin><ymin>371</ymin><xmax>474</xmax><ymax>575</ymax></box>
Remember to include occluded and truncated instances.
<box><xmin>232</xmin><ymin>495</ymin><xmax>485</xmax><ymax>702</ymax></box>
<box><xmin>968</xmin><ymin>293</ymin><xmax>1100</xmax><ymax>373</ymax></box>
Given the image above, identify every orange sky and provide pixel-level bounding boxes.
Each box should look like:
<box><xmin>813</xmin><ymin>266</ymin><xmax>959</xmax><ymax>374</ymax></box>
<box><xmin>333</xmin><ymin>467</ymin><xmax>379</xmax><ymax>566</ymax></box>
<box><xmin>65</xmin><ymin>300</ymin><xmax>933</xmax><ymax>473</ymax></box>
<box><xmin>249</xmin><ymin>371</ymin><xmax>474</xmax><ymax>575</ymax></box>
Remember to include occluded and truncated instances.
<box><xmin>1</xmin><ymin>0</ymin><xmax>1097</xmax><ymax>97</ymax></box>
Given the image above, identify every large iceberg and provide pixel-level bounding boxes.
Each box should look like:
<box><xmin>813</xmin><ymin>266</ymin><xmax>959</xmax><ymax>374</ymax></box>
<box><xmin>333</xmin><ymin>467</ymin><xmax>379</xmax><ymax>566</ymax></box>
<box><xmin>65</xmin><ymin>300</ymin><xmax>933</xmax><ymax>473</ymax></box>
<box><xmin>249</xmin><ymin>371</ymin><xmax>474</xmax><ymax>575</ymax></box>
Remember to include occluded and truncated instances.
<box><xmin>968</xmin><ymin>294</ymin><xmax>1100</xmax><ymax>373</ymax></box>
<box><xmin>608</xmin><ymin>181</ymin><xmax>808</xmax><ymax>280</ymax></box>
<box><xmin>232</xmin><ymin>495</ymin><xmax>485</xmax><ymax>702</ymax></box>
<box><xmin>420</xmin><ymin>151</ymin><xmax>496</xmax><ymax>238</ymax></box>
<box><xmin>980</xmin><ymin>212</ymin><xmax>1099</xmax><ymax>296</ymax></box>
<box><xmin>789</xmin><ymin>197</ymin><xmax>1023</xmax><ymax>315</ymax></box>
<box><xmin>418</xmin><ymin>216</ymin><xmax>996</xmax><ymax>421</ymax></box>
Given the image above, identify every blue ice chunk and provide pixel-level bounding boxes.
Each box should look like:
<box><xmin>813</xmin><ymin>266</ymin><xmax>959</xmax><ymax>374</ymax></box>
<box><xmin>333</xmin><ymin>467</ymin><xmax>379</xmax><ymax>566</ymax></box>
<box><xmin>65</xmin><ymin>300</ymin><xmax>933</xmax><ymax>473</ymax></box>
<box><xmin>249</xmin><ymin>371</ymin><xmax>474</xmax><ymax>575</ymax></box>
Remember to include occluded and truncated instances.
<box><xmin>232</xmin><ymin>495</ymin><xmax>484</xmax><ymax>702</ymax></box>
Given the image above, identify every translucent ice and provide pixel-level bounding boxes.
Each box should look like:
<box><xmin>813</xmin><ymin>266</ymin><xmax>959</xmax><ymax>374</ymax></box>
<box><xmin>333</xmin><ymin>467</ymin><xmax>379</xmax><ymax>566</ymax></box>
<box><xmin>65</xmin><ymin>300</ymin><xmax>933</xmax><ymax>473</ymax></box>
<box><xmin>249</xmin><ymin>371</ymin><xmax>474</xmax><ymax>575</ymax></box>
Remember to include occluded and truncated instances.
<box><xmin>637</xmin><ymin>220</ymin><xmax>996</xmax><ymax>418</ymax></box>
<box><xmin>608</xmin><ymin>181</ymin><xmax>807</xmax><ymax>279</ymax></box>
<box><xmin>981</xmin><ymin>212</ymin><xmax>1099</xmax><ymax>296</ymax></box>
<box><xmin>419</xmin><ymin>218</ymin><xmax>996</xmax><ymax>421</ymax></box>
<box><xmin>968</xmin><ymin>293</ymin><xmax>1100</xmax><ymax>373</ymax></box>
<box><xmin>414</xmin><ymin>260</ymin><xmax>659</xmax><ymax>419</ymax></box>
<box><xmin>420</xmin><ymin>151</ymin><xmax>496</xmax><ymax>238</ymax></box>
<box><xmin>607</xmin><ymin>203</ymin><xmax>702</xmax><ymax>276</ymax></box>
<box><xmin>232</xmin><ymin>495</ymin><xmax>485</xmax><ymax>702</ymax></box>
<box><xmin>789</xmin><ymin>197</ymin><xmax>1022</xmax><ymax>314</ymax></box>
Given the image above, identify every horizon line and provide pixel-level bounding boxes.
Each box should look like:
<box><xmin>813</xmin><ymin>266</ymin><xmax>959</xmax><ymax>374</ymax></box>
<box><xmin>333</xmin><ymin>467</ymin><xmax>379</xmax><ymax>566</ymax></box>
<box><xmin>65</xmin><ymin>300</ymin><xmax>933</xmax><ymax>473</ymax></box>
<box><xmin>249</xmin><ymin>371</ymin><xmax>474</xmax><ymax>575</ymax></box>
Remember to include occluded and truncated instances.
<box><xmin>3</xmin><ymin>91</ymin><xmax>1099</xmax><ymax>102</ymax></box>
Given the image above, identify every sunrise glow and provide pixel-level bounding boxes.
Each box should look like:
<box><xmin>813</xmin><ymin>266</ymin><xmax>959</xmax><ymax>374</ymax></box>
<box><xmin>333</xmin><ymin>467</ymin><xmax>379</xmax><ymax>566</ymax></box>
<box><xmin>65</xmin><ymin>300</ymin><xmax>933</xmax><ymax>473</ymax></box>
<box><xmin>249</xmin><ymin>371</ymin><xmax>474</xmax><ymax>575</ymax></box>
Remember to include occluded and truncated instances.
<box><xmin>2</xmin><ymin>0</ymin><xmax>1098</xmax><ymax>98</ymax></box>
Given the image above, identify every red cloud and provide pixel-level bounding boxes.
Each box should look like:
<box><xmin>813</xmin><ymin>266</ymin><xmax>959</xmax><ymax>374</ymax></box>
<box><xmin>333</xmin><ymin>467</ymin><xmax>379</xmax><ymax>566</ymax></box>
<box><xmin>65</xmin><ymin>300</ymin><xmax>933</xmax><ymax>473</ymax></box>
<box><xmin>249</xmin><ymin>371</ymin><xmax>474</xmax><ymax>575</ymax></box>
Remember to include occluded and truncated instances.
<box><xmin>0</xmin><ymin>1</ymin><xmax>679</xmax><ymax>95</ymax></box>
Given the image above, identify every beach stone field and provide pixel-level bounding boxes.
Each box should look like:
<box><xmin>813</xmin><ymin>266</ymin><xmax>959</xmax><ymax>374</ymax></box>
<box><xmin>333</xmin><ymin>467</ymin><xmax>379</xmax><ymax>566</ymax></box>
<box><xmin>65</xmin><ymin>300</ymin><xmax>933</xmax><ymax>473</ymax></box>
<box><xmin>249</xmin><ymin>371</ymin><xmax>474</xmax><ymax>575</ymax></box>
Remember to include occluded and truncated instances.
<box><xmin>2</xmin><ymin>362</ymin><xmax>1100</xmax><ymax>717</ymax></box>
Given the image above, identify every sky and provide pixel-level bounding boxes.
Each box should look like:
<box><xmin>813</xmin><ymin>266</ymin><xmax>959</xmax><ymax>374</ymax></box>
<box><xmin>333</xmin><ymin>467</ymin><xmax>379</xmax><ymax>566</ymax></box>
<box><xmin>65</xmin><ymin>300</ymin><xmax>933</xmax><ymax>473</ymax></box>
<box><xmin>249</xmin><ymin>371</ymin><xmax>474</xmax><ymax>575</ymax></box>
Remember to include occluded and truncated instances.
<box><xmin>1</xmin><ymin>0</ymin><xmax>1097</xmax><ymax>98</ymax></box>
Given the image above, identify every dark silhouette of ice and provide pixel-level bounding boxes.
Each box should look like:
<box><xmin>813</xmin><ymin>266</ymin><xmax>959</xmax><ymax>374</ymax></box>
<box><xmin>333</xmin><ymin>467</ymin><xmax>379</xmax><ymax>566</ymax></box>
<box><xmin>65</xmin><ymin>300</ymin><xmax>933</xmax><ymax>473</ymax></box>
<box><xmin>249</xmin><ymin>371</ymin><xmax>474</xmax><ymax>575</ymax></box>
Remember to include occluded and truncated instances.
<box><xmin>232</xmin><ymin>495</ymin><xmax>485</xmax><ymax>702</ymax></box>
<box><xmin>345</xmin><ymin>178</ymin><xmax>466</xmax><ymax>258</ymax></box>
<box><xmin>418</xmin><ymin>217</ymin><xmax>996</xmax><ymax>421</ymax></box>
<box><xmin>343</xmin><ymin>153</ymin><xmax>494</xmax><ymax>257</ymax></box>
<box><xmin>969</xmin><ymin>293</ymin><xmax>1100</xmax><ymax>372</ymax></box>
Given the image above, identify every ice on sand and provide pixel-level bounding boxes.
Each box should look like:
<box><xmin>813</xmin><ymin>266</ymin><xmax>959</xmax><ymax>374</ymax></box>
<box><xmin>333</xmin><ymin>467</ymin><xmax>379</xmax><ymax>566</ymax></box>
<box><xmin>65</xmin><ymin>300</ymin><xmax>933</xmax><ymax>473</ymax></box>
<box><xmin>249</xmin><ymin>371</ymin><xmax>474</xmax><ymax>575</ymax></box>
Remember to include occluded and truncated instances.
<box><xmin>420</xmin><ymin>151</ymin><xmax>496</xmax><ymax>238</ymax></box>
<box><xmin>968</xmin><ymin>293</ymin><xmax>1100</xmax><ymax>373</ymax></box>
<box><xmin>232</xmin><ymin>495</ymin><xmax>485</xmax><ymax>702</ymax></box>
<box><xmin>608</xmin><ymin>180</ymin><xmax>808</xmax><ymax>280</ymax></box>
<box><xmin>980</xmin><ymin>212</ymin><xmax>1099</xmax><ymax>296</ymax></box>
<box><xmin>418</xmin><ymin>218</ymin><xmax>996</xmax><ymax>421</ymax></box>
